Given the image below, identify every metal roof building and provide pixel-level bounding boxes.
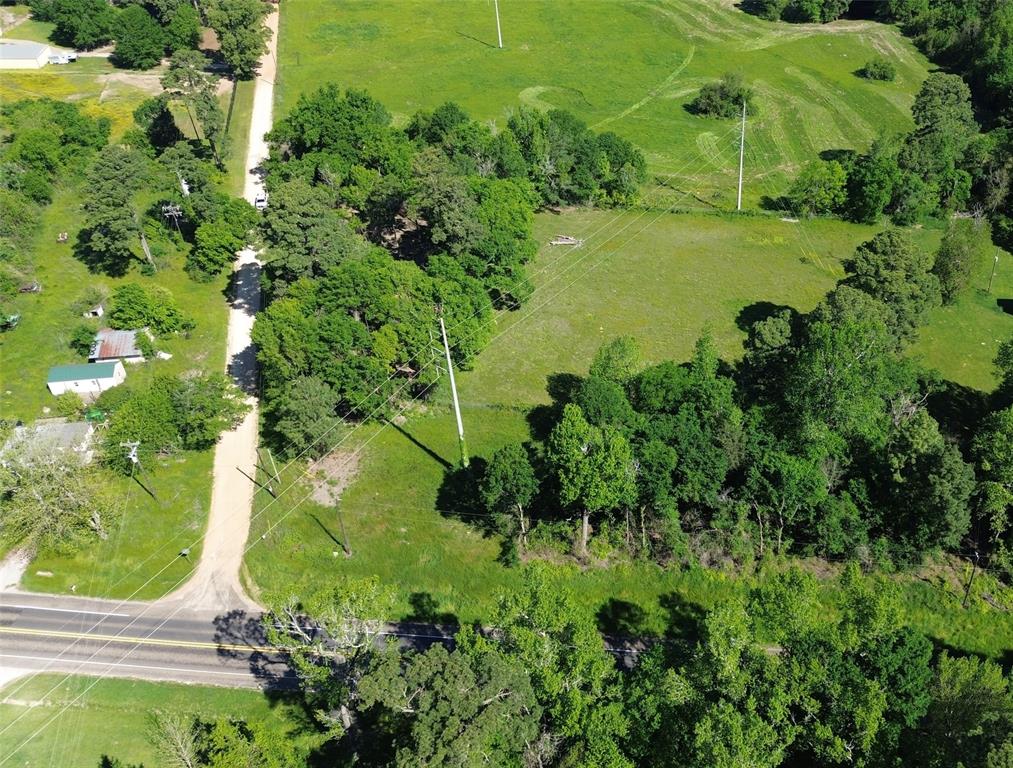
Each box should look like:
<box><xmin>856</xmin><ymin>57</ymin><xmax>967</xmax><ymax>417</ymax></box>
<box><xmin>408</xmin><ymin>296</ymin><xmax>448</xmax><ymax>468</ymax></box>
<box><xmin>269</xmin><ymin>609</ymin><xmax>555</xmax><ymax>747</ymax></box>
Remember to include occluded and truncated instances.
<box><xmin>0</xmin><ymin>41</ymin><xmax>52</xmax><ymax>70</ymax></box>
<box><xmin>89</xmin><ymin>329</ymin><xmax>145</xmax><ymax>363</ymax></box>
<box><xmin>47</xmin><ymin>361</ymin><xmax>126</xmax><ymax>397</ymax></box>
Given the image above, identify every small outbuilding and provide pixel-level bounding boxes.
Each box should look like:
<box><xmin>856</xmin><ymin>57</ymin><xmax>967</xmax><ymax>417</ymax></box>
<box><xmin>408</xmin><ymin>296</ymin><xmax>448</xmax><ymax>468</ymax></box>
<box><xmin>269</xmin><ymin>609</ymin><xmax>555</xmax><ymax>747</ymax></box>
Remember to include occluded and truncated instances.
<box><xmin>0</xmin><ymin>41</ymin><xmax>52</xmax><ymax>70</ymax></box>
<box><xmin>47</xmin><ymin>361</ymin><xmax>126</xmax><ymax>397</ymax></box>
<box><xmin>2</xmin><ymin>419</ymin><xmax>96</xmax><ymax>465</ymax></box>
<box><xmin>89</xmin><ymin>328</ymin><xmax>145</xmax><ymax>363</ymax></box>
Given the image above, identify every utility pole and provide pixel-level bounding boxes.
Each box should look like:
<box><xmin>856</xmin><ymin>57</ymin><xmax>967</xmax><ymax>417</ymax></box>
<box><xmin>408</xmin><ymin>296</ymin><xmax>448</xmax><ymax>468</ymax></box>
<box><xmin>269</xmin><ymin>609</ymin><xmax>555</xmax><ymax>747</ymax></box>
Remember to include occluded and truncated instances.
<box><xmin>120</xmin><ymin>441</ymin><xmax>140</xmax><ymax>472</ymax></box>
<box><xmin>736</xmin><ymin>99</ymin><xmax>746</xmax><ymax>211</ymax></box>
<box><xmin>438</xmin><ymin>315</ymin><xmax>469</xmax><ymax>468</ymax></box>
<box><xmin>493</xmin><ymin>0</ymin><xmax>503</xmax><ymax>49</ymax></box>
<box><xmin>337</xmin><ymin>502</ymin><xmax>352</xmax><ymax>557</ymax></box>
<box><xmin>962</xmin><ymin>550</ymin><xmax>980</xmax><ymax>608</ymax></box>
<box><xmin>987</xmin><ymin>248</ymin><xmax>999</xmax><ymax>293</ymax></box>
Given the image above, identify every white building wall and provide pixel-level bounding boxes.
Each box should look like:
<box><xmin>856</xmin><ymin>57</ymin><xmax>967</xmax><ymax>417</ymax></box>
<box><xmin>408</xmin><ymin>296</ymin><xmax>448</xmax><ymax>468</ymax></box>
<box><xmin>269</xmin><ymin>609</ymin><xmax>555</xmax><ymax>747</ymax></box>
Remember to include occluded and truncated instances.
<box><xmin>47</xmin><ymin>362</ymin><xmax>126</xmax><ymax>396</ymax></box>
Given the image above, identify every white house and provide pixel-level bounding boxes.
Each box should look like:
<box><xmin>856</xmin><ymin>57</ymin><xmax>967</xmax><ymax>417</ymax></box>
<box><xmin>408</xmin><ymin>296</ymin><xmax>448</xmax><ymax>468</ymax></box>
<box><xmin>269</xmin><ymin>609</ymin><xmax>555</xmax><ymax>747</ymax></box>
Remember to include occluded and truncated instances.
<box><xmin>47</xmin><ymin>361</ymin><xmax>126</xmax><ymax>397</ymax></box>
<box><xmin>89</xmin><ymin>328</ymin><xmax>145</xmax><ymax>363</ymax></box>
<box><xmin>0</xmin><ymin>41</ymin><xmax>52</xmax><ymax>70</ymax></box>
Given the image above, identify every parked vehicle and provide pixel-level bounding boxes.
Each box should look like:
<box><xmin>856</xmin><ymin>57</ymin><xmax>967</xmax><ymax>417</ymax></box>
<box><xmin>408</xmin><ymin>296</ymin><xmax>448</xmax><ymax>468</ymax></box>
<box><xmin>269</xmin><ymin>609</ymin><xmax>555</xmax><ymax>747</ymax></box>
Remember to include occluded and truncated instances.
<box><xmin>254</xmin><ymin>191</ymin><xmax>268</xmax><ymax>211</ymax></box>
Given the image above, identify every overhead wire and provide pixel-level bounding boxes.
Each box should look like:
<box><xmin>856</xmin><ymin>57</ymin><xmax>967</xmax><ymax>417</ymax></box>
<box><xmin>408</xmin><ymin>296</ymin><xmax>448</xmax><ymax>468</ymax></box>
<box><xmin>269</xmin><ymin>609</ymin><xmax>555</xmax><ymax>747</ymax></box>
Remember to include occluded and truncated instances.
<box><xmin>0</xmin><ymin>116</ymin><xmax>747</xmax><ymax>728</ymax></box>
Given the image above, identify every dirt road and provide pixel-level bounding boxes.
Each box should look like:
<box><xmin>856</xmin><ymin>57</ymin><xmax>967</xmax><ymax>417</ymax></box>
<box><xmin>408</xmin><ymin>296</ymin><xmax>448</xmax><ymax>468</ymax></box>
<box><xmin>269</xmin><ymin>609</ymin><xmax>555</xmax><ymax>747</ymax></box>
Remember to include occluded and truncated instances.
<box><xmin>161</xmin><ymin>11</ymin><xmax>279</xmax><ymax>613</ymax></box>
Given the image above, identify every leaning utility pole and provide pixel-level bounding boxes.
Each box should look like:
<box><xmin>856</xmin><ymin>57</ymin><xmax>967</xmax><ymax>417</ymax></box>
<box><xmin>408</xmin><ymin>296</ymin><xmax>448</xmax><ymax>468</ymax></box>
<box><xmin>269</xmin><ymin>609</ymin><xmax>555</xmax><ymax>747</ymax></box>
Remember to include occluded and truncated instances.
<box><xmin>736</xmin><ymin>100</ymin><xmax>746</xmax><ymax>211</ymax></box>
<box><xmin>438</xmin><ymin>315</ymin><xmax>469</xmax><ymax>468</ymax></box>
<box><xmin>987</xmin><ymin>248</ymin><xmax>1000</xmax><ymax>293</ymax></box>
<box><xmin>493</xmin><ymin>0</ymin><xmax>503</xmax><ymax>49</ymax></box>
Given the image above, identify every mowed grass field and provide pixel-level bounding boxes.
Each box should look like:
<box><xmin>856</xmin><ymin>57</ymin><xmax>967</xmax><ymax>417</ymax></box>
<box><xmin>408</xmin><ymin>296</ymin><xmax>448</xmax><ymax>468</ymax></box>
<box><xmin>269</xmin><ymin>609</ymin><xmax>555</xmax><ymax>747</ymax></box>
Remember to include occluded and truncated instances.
<box><xmin>276</xmin><ymin>0</ymin><xmax>928</xmax><ymax>206</ymax></box>
<box><xmin>0</xmin><ymin>676</ymin><xmax>308</xmax><ymax>768</ymax></box>
<box><xmin>250</xmin><ymin>0</ymin><xmax>1013</xmax><ymax>655</ymax></box>
<box><xmin>245</xmin><ymin>210</ymin><xmax>1013</xmax><ymax>656</ymax></box>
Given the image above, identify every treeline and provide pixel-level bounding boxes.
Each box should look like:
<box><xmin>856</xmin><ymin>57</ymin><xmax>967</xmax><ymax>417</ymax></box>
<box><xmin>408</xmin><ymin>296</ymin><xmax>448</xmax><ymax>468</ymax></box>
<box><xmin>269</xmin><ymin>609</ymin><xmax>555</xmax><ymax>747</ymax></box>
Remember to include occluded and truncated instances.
<box><xmin>170</xmin><ymin>566</ymin><xmax>1013</xmax><ymax>768</ymax></box>
<box><xmin>767</xmin><ymin>0</ymin><xmax>1013</xmax><ymax>247</ymax></box>
<box><xmin>27</xmin><ymin>0</ymin><xmax>270</xmax><ymax>76</ymax></box>
<box><xmin>465</xmin><ymin>227</ymin><xmax>1013</xmax><ymax>574</ymax></box>
<box><xmin>786</xmin><ymin>72</ymin><xmax>1002</xmax><ymax>228</ymax></box>
<box><xmin>255</xmin><ymin>86</ymin><xmax>645</xmax><ymax>456</ymax></box>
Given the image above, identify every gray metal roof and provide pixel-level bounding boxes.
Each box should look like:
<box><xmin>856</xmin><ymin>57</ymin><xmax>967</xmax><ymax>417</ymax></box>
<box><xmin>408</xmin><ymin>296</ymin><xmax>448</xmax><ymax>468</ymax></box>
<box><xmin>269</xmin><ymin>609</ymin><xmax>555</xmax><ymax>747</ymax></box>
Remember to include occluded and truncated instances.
<box><xmin>3</xmin><ymin>420</ymin><xmax>94</xmax><ymax>454</ymax></box>
<box><xmin>0</xmin><ymin>41</ymin><xmax>51</xmax><ymax>60</ymax></box>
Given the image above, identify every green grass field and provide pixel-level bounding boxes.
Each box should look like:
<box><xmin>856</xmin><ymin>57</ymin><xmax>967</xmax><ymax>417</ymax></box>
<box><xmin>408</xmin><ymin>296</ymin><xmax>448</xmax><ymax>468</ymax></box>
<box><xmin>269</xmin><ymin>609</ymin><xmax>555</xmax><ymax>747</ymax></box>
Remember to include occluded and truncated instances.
<box><xmin>250</xmin><ymin>0</ymin><xmax>1013</xmax><ymax>657</ymax></box>
<box><xmin>245</xmin><ymin>209</ymin><xmax>1013</xmax><ymax>657</ymax></box>
<box><xmin>276</xmin><ymin>0</ymin><xmax>927</xmax><ymax>207</ymax></box>
<box><xmin>0</xmin><ymin>675</ymin><xmax>308</xmax><ymax>768</ymax></box>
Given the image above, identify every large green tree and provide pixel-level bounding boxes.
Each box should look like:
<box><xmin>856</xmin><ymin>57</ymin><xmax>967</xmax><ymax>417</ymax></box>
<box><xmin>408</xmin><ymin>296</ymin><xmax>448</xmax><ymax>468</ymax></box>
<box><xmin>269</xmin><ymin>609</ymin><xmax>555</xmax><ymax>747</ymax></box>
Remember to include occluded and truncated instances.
<box><xmin>546</xmin><ymin>403</ymin><xmax>636</xmax><ymax>555</ymax></box>
<box><xmin>112</xmin><ymin>6</ymin><xmax>165</xmax><ymax>70</ymax></box>
<box><xmin>205</xmin><ymin>0</ymin><xmax>271</xmax><ymax>79</ymax></box>
<box><xmin>843</xmin><ymin>228</ymin><xmax>940</xmax><ymax>342</ymax></box>
<box><xmin>480</xmin><ymin>443</ymin><xmax>538</xmax><ymax>551</ymax></box>
<box><xmin>0</xmin><ymin>439</ymin><xmax>117</xmax><ymax>554</ymax></box>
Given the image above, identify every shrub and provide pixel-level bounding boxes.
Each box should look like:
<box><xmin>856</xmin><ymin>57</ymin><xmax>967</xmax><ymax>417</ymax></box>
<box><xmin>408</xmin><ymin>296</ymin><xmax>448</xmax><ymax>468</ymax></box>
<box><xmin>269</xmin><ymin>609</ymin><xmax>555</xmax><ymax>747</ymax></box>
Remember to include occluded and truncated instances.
<box><xmin>69</xmin><ymin>323</ymin><xmax>97</xmax><ymax>357</ymax></box>
<box><xmin>54</xmin><ymin>391</ymin><xmax>84</xmax><ymax>417</ymax></box>
<box><xmin>786</xmin><ymin>160</ymin><xmax>848</xmax><ymax>216</ymax></box>
<box><xmin>859</xmin><ymin>57</ymin><xmax>897</xmax><ymax>81</ymax></box>
<box><xmin>688</xmin><ymin>73</ymin><xmax>757</xmax><ymax>119</ymax></box>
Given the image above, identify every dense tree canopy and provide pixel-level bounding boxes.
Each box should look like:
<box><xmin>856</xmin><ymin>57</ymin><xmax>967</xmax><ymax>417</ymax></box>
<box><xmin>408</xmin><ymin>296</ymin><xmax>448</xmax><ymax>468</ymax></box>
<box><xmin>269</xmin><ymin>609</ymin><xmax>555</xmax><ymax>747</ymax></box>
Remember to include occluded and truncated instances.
<box><xmin>205</xmin><ymin>0</ymin><xmax>272</xmax><ymax>79</ymax></box>
<box><xmin>257</xmin><ymin>565</ymin><xmax>1012</xmax><ymax>768</ymax></box>
<box><xmin>256</xmin><ymin>87</ymin><xmax>647</xmax><ymax>453</ymax></box>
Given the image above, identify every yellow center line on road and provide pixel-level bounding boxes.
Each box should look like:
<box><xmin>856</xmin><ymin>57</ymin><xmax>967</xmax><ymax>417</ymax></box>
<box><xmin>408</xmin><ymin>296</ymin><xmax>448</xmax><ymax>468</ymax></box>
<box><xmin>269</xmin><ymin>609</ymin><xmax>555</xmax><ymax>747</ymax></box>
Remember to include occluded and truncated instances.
<box><xmin>0</xmin><ymin>626</ymin><xmax>282</xmax><ymax>654</ymax></box>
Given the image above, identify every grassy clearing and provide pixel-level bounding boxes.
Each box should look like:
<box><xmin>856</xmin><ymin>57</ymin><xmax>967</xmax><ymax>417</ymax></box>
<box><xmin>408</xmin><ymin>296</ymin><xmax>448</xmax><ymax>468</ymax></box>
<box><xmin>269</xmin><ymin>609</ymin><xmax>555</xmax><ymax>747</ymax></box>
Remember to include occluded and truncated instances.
<box><xmin>4</xmin><ymin>15</ymin><xmax>54</xmax><ymax>44</ymax></box>
<box><xmin>0</xmin><ymin>675</ymin><xmax>306</xmax><ymax>768</ymax></box>
<box><xmin>276</xmin><ymin>0</ymin><xmax>927</xmax><ymax>207</ymax></box>
<box><xmin>222</xmin><ymin>78</ymin><xmax>256</xmax><ymax>197</ymax></box>
<box><xmin>245</xmin><ymin>209</ymin><xmax>1012</xmax><ymax>657</ymax></box>
<box><xmin>0</xmin><ymin>59</ymin><xmax>161</xmax><ymax>140</ymax></box>
<box><xmin>910</xmin><ymin>247</ymin><xmax>1013</xmax><ymax>391</ymax></box>
<box><xmin>464</xmin><ymin>209</ymin><xmax>876</xmax><ymax>405</ymax></box>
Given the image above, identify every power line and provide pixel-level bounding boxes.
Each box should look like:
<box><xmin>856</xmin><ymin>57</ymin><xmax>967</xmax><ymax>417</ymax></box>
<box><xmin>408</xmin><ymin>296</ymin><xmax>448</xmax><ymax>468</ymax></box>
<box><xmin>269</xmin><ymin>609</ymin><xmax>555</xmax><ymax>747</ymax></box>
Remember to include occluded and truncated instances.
<box><xmin>0</xmin><ymin>127</ymin><xmax>744</xmax><ymax>720</ymax></box>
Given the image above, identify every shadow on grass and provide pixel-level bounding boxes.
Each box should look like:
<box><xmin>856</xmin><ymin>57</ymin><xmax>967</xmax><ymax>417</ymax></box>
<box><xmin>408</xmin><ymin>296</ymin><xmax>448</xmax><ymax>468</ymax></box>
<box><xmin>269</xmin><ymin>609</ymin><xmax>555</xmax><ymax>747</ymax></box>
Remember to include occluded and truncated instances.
<box><xmin>661</xmin><ymin>591</ymin><xmax>707</xmax><ymax>656</ymax></box>
<box><xmin>456</xmin><ymin>30</ymin><xmax>496</xmax><ymax>49</ymax></box>
<box><xmin>405</xmin><ymin>591</ymin><xmax>459</xmax><ymax>625</ymax></box>
<box><xmin>734</xmin><ymin>301</ymin><xmax>797</xmax><ymax>333</ymax></box>
<box><xmin>389</xmin><ymin>421</ymin><xmax>452</xmax><ymax>469</ymax></box>
<box><xmin>928</xmin><ymin>635</ymin><xmax>1013</xmax><ymax>677</ymax></box>
<box><xmin>435</xmin><ymin>458</ymin><xmax>490</xmax><ymax>528</ymax></box>
<box><xmin>597</xmin><ymin>598</ymin><xmax>650</xmax><ymax>636</ymax></box>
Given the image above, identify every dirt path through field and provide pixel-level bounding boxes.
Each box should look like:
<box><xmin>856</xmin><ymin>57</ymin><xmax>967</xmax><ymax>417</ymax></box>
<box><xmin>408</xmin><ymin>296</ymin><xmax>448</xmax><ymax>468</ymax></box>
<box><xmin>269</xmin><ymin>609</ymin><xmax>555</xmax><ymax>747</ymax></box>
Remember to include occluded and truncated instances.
<box><xmin>159</xmin><ymin>11</ymin><xmax>279</xmax><ymax>614</ymax></box>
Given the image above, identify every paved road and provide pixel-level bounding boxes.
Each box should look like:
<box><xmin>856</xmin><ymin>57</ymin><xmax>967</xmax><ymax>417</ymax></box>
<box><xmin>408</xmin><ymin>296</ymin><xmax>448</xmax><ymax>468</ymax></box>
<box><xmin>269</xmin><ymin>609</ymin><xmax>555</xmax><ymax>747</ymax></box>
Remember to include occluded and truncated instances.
<box><xmin>0</xmin><ymin>593</ymin><xmax>294</xmax><ymax>690</ymax></box>
<box><xmin>0</xmin><ymin>591</ymin><xmax>645</xmax><ymax>692</ymax></box>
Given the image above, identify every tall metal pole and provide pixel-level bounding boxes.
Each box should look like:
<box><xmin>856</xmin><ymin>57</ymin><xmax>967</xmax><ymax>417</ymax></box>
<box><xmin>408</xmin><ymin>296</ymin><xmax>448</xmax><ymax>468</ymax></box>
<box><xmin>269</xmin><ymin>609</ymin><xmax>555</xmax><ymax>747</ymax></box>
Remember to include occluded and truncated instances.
<box><xmin>493</xmin><ymin>0</ymin><xmax>503</xmax><ymax>49</ymax></box>
<box><xmin>736</xmin><ymin>100</ymin><xmax>746</xmax><ymax>211</ymax></box>
<box><xmin>439</xmin><ymin>316</ymin><xmax>469</xmax><ymax>468</ymax></box>
<box><xmin>987</xmin><ymin>249</ymin><xmax>999</xmax><ymax>293</ymax></box>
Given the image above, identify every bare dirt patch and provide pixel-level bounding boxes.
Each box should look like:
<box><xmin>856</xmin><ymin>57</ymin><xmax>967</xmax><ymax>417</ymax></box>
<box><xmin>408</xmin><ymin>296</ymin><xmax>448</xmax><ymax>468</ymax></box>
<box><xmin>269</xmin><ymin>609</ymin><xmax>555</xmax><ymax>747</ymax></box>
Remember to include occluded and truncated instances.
<box><xmin>308</xmin><ymin>450</ymin><xmax>361</xmax><ymax>507</ymax></box>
